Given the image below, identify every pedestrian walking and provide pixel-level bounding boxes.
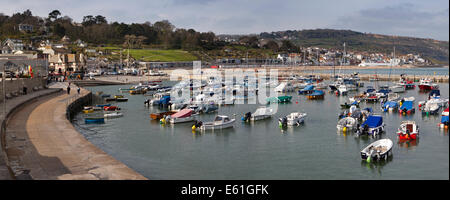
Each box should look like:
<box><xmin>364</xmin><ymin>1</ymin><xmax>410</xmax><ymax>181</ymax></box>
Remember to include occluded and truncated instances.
<box><xmin>67</xmin><ymin>85</ymin><xmax>71</xmax><ymax>94</ymax></box>
<box><xmin>77</xmin><ymin>87</ymin><xmax>81</xmax><ymax>94</ymax></box>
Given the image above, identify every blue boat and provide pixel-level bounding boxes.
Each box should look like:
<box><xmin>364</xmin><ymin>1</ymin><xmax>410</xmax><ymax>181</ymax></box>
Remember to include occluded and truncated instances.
<box><xmin>96</xmin><ymin>104</ymin><xmax>111</xmax><ymax>108</ymax></box>
<box><xmin>298</xmin><ymin>85</ymin><xmax>315</xmax><ymax>94</ymax></box>
<box><xmin>85</xmin><ymin>117</ymin><xmax>105</xmax><ymax>124</ymax></box>
<box><xmin>399</xmin><ymin>101</ymin><xmax>415</xmax><ymax>114</ymax></box>
<box><xmin>359</xmin><ymin>115</ymin><xmax>385</xmax><ymax>136</ymax></box>
<box><xmin>158</xmin><ymin>95</ymin><xmax>171</xmax><ymax>106</ymax></box>
<box><xmin>306</xmin><ymin>90</ymin><xmax>324</xmax><ymax>100</ymax></box>
<box><xmin>365</xmin><ymin>86</ymin><xmax>376</xmax><ymax>93</ymax></box>
<box><xmin>382</xmin><ymin>101</ymin><xmax>399</xmax><ymax>112</ymax></box>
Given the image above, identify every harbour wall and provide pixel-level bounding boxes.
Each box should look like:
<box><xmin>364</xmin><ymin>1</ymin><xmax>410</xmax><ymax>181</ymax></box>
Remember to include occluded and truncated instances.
<box><xmin>0</xmin><ymin>78</ymin><xmax>47</xmax><ymax>102</ymax></box>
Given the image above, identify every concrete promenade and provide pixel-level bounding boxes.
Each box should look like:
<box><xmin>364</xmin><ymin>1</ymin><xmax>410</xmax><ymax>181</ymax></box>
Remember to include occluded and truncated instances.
<box><xmin>1</xmin><ymin>88</ymin><xmax>62</xmax><ymax>180</ymax></box>
<box><xmin>2</xmin><ymin>82</ymin><xmax>146</xmax><ymax>180</ymax></box>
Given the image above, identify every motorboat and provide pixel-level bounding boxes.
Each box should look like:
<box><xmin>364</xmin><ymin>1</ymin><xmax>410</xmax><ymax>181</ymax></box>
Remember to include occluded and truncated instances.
<box><xmin>387</xmin><ymin>93</ymin><xmax>400</xmax><ymax>102</ymax></box>
<box><xmin>440</xmin><ymin>108</ymin><xmax>449</xmax><ymax>129</ymax></box>
<box><xmin>274</xmin><ymin>82</ymin><xmax>294</xmax><ymax>93</ymax></box>
<box><xmin>381</xmin><ymin>101</ymin><xmax>399</xmax><ymax>112</ymax></box>
<box><xmin>397</xmin><ymin>121</ymin><xmax>419</xmax><ymax>140</ymax></box>
<box><xmin>104</xmin><ymin>112</ymin><xmax>123</xmax><ymax>118</ymax></box>
<box><xmin>364</xmin><ymin>93</ymin><xmax>380</xmax><ymax>103</ymax></box>
<box><xmin>389</xmin><ymin>85</ymin><xmax>405</xmax><ymax>93</ymax></box>
<box><xmin>358</xmin><ymin>115</ymin><xmax>385</xmax><ymax>137</ymax></box>
<box><xmin>336</xmin><ymin>117</ymin><xmax>358</xmax><ymax>131</ymax></box>
<box><xmin>242</xmin><ymin>106</ymin><xmax>275</xmax><ymax>121</ymax></box>
<box><xmin>298</xmin><ymin>85</ymin><xmax>315</xmax><ymax>95</ymax></box>
<box><xmin>399</xmin><ymin>101</ymin><xmax>415</xmax><ymax>115</ymax></box>
<box><xmin>360</xmin><ymin>139</ymin><xmax>393</xmax><ymax>162</ymax></box>
<box><xmin>82</xmin><ymin>108</ymin><xmax>94</xmax><ymax>114</ymax></box>
<box><xmin>337</xmin><ymin>85</ymin><xmax>348</xmax><ymax>95</ymax></box>
<box><xmin>418</xmin><ymin>78</ymin><xmax>439</xmax><ymax>90</ymax></box>
<box><xmin>421</xmin><ymin>102</ymin><xmax>440</xmax><ymax>115</ymax></box>
<box><xmin>168</xmin><ymin>109</ymin><xmax>198</xmax><ymax>124</ymax></box>
<box><xmin>266</xmin><ymin>96</ymin><xmax>292</xmax><ymax>103</ymax></box>
<box><xmin>306</xmin><ymin>90</ymin><xmax>325</xmax><ymax>100</ymax></box>
<box><xmin>193</xmin><ymin>115</ymin><xmax>235</xmax><ymax>131</ymax></box>
<box><xmin>279</xmin><ymin>112</ymin><xmax>307</xmax><ymax>126</ymax></box>
<box><xmin>201</xmin><ymin>104</ymin><xmax>219</xmax><ymax>113</ymax></box>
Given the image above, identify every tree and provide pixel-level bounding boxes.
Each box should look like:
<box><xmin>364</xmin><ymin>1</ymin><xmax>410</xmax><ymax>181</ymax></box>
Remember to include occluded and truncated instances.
<box><xmin>263</xmin><ymin>40</ymin><xmax>279</xmax><ymax>51</ymax></box>
<box><xmin>280</xmin><ymin>40</ymin><xmax>297</xmax><ymax>52</ymax></box>
<box><xmin>95</xmin><ymin>15</ymin><xmax>107</xmax><ymax>24</ymax></box>
<box><xmin>82</xmin><ymin>15</ymin><xmax>96</xmax><ymax>26</ymax></box>
<box><xmin>48</xmin><ymin>10</ymin><xmax>61</xmax><ymax>21</ymax></box>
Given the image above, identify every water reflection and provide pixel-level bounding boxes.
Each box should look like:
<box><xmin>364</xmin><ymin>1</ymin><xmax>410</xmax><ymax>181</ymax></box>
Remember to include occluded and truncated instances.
<box><xmin>397</xmin><ymin>139</ymin><xmax>419</xmax><ymax>149</ymax></box>
<box><xmin>361</xmin><ymin>156</ymin><xmax>393</xmax><ymax>176</ymax></box>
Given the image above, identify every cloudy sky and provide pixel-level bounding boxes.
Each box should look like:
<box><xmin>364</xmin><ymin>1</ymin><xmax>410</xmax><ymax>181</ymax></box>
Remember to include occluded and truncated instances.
<box><xmin>1</xmin><ymin>0</ymin><xmax>449</xmax><ymax>40</ymax></box>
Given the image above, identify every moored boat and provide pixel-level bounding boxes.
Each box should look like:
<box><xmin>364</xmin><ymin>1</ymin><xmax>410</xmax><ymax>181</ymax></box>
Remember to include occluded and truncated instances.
<box><xmin>242</xmin><ymin>106</ymin><xmax>275</xmax><ymax>122</ymax></box>
<box><xmin>399</xmin><ymin>101</ymin><xmax>415</xmax><ymax>115</ymax></box>
<box><xmin>85</xmin><ymin>117</ymin><xmax>105</xmax><ymax>124</ymax></box>
<box><xmin>418</xmin><ymin>78</ymin><xmax>439</xmax><ymax>91</ymax></box>
<box><xmin>397</xmin><ymin>121</ymin><xmax>419</xmax><ymax>140</ymax></box>
<box><xmin>279</xmin><ymin>112</ymin><xmax>307</xmax><ymax>126</ymax></box>
<box><xmin>193</xmin><ymin>115</ymin><xmax>236</xmax><ymax>131</ymax></box>
<box><xmin>360</xmin><ymin>139</ymin><xmax>393</xmax><ymax>162</ymax></box>
<box><xmin>357</xmin><ymin>115</ymin><xmax>385</xmax><ymax>137</ymax></box>
<box><xmin>104</xmin><ymin>112</ymin><xmax>123</xmax><ymax>118</ymax></box>
<box><xmin>168</xmin><ymin>109</ymin><xmax>198</xmax><ymax>124</ymax></box>
<box><xmin>306</xmin><ymin>90</ymin><xmax>325</xmax><ymax>100</ymax></box>
<box><xmin>337</xmin><ymin>117</ymin><xmax>358</xmax><ymax>131</ymax></box>
<box><xmin>150</xmin><ymin>111</ymin><xmax>177</xmax><ymax>120</ymax></box>
<box><xmin>266</xmin><ymin>96</ymin><xmax>292</xmax><ymax>103</ymax></box>
<box><xmin>439</xmin><ymin>108</ymin><xmax>449</xmax><ymax>129</ymax></box>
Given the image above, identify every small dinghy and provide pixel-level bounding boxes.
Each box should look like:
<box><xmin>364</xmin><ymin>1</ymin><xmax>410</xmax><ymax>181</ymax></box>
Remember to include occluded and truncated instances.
<box><xmin>101</xmin><ymin>94</ymin><xmax>111</xmax><ymax>98</ymax></box>
<box><xmin>116</xmin><ymin>98</ymin><xmax>129</xmax><ymax>102</ymax></box>
<box><xmin>193</xmin><ymin>115</ymin><xmax>235</xmax><ymax>131</ymax></box>
<box><xmin>360</xmin><ymin>139</ymin><xmax>393</xmax><ymax>162</ymax></box>
<box><xmin>82</xmin><ymin>108</ymin><xmax>94</xmax><ymax>114</ymax></box>
<box><xmin>397</xmin><ymin>121</ymin><xmax>419</xmax><ymax>140</ymax></box>
<box><xmin>279</xmin><ymin>112</ymin><xmax>307</xmax><ymax>126</ymax></box>
<box><xmin>105</xmin><ymin>97</ymin><xmax>117</xmax><ymax>102</ymax></box>
<box><xmin>337</xmin><ymin>117</ymin><xmax>358</xmax><ymax>131</ymax></box>
<box><xmin>150</xmin><ymin>111</ymin><xmax>177</xmax><ymax>120</ymax></box>
<box><xmin>85</xmin><ymin>117</ymin><xmax>105</xmax><ymax>124</ymax></box>
<box><xmin>104</xmin><ymin>112</ymin><xmax>123</xmax><ymax>118</ymax></box>
<box><xmin>96</xmin><ymin>104</ymin><xmax>111</xmax><ymax>108</ymax></box>
<box><xmin>104</xmin><ymin>106</ymin><xmax>120</xmax><ymax>111</ymax></box>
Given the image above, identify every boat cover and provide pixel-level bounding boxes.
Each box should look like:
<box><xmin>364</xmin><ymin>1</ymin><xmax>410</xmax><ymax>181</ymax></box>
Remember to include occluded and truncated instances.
<box><xmin>310</xmin><ymin>90</ymin><xmax>324</xmax><ymax>96</ymax></box>
<box><xmin>400</xmin><ymin>101</ymin><xmax>413</xmax><ymax>111</ymax></box>
<box><xmin>303</xmin><ymin>85</ymin><xmax>314</xmax><ymax>91</ymax></box>
<box><xmin>363</xmin><ymin>108</ymin><xmax>373</xmax><ymax>113</ymax></box>
<box><xmin>442</xmin><ymin>116</ymin><xmax>449</xmax><ymax>123</ymax></box>
<box><xmin>362</xmin><ymin>115</ymin><xmax>383</xmax><ymax>128</ymax></box>
<box><xmin>171</xmin><ymin>109</ymin><xmax>192</xmax><ymax>118</ymax></box>
<box><xmin>383</xmin><ymin>101</ymin><xmax>398</xmax><ymax>108</ymax></box>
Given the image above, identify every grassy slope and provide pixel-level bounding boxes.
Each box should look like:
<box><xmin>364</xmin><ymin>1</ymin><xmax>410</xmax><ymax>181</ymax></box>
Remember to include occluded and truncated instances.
<box><xmin>99</xmin><ymin>48</ymin><xmax>199</xmax><ymax>62</ymax></box>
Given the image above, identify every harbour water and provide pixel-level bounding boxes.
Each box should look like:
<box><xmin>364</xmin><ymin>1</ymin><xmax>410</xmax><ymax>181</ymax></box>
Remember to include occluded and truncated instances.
<box><xmin>73</xmin><ymin>80</ymin><xmax>449</xmax><ymax>180</ymax></box>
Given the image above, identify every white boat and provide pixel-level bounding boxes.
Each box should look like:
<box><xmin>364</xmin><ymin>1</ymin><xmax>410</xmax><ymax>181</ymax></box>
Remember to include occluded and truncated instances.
<box><xmin>168</xmin><ymin>109</ymin><xmax>198</xmax><ymax>124</ymax></box>
<box><xmin>387</xmin><ymin>93</ymin><xmax>400</xmax><ymax>102</ymax></box>
<box><xmin>195</xmin><ymin>115</ymin><xmax>235</xmax><ymax>131</ymax></box>
<box><xmin>275</xmin><ymin>82</ymin><xmax>294</xmax><ymax>93</ymax></box>
<box><xmin>337</xmin><ymin>117</ymin><xmax>358</xmax><ymax>130</ymax></box>
<box><xmin>389</xmin><ymin>85</ymin><xmax>405</xmax><ymax>93</ymax></box>
<box><xmin>360</xmin><ymin>139</ymin><xmax>393</xmax><ymax>162</ymax></box>
<box><xmin>242</xmin><ymin>106</ymin><xmax>276</xmax><ymax>121</ymax></box>
<box><xmin>104</xmin><ymin>112</ymin><xmax>123</xmax><ymax>118</ymax></box>
<box><xmin>402</xmin><ymin>97</ymin><xmax>415</xmax><ymax>102</ymax></box>
<box><xmin>279</xmin><ymin>112</ymin><xmax>307</xmax><ymax>126</ymax></box>
<box><xmin>421</xmin><ymin>102</ymin><xmax>440</xmax><ymax>115</ymax></box>
<box><xmin>337</xmin><ymin>85</ymin><xmax>348</xmax><ymax>95</ymax></box>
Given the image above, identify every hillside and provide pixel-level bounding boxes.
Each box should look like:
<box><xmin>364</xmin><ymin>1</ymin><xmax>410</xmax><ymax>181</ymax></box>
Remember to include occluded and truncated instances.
<box><xmin>257</xmin><ymin>29</ymin><xmax>449</xmax><ymax>64</ymax></box>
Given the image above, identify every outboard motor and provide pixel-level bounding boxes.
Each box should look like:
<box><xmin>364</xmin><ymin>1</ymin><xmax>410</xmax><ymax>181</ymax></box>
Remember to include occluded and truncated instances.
<box><xmin>242</xmin><ymin>112</ymin><xmax>252</xmax><ymax>122</ymax></box>
<box><xmin>144</xmin><ymin>99</ymin><xmax>150</xmax><ymax>105</ymax></box>
<box><xmin>278</xmin><ymin>117</ymin><xmax>288</xmax><ymax>127</ymax></box>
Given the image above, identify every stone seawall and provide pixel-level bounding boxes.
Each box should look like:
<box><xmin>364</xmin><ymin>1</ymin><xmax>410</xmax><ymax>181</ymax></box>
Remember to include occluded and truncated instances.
<box><xmin>0</xmin><ymin>78</ymin><xmax>47</xmax><ymax>102</ymax></box>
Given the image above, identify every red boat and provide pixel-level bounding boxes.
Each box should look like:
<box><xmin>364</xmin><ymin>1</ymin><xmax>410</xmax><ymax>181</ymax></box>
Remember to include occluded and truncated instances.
<box><xmin>104</xmin><ymin>106</ymin><xmax>120</xmax><ymax>111</ymax></box>
<box><xmin>418</xmin><ymin>78</ymin><xmax>438</xmax><ymax>90</ymax></box>
<box><xmin>397</xmin><ymin>121</ymin><xmax>419</xmax><ymax>140</ymax></box>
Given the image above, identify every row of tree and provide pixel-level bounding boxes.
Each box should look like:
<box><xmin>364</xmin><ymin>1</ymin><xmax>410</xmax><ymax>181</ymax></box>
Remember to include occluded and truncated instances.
<box><xmin>0</xmin><ymin>9</ymin><xmax>225</xmax><ymax>51</ymax></box>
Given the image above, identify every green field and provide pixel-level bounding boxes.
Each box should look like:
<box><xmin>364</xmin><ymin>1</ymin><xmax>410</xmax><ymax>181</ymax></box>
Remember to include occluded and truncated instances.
<box><xmin>103</xmin><ymin>48</ymin><xmax>198</xmax><ymax>62</ymax></box>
